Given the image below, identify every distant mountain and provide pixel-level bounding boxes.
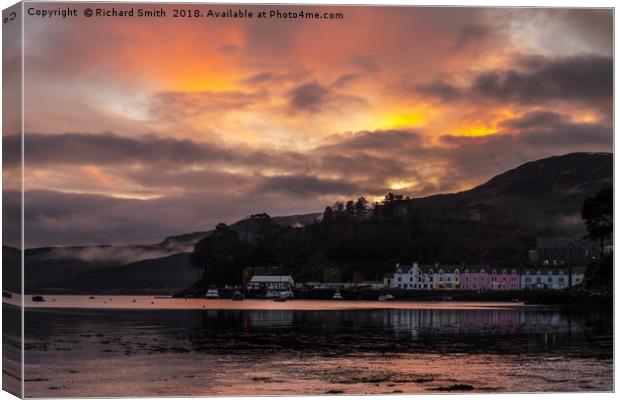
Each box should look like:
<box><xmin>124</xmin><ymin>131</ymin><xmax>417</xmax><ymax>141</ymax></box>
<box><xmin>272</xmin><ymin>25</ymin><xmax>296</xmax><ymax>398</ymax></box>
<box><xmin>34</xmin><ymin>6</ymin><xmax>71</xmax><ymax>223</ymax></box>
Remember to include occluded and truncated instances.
<box><xmin>50</xmin><ymin>253</ymin><xmax>199</xmax><ymax>294</ymax></box>
<box><xmin>10</xmin><ymin>152</ymin><xmax>611</xmax><ymax>294</ymax></box>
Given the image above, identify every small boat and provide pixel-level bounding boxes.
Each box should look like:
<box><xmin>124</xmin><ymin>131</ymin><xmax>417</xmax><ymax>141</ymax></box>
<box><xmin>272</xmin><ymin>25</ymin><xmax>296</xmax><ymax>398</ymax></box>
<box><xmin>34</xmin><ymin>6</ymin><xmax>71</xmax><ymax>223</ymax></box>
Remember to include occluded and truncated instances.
<box><xmin>206</xmin><ymin>286</ymin><xmax>220</xmax><ymax>299</ymax></box>
<box><xmin>32</xmin><ymin>295</ymin><xmax>45</xmax><ymax>302</ymax></box>
<box><xmin>384</xmin><ymin>294</ymin><xmax>395</xmax><ymax>301</ymax></box>
<box><xmin>88</xmin><ymin>296</ymin><xmax>95</xmax><ymax>299</ymax></box>
<box><xmin>332</xmin><ymin>290</ymin><xmax>343</xmax><ymax>300</ymax></box>
<box><xmin>232</xmin><ymin>291</ymin><xmax>244</xmax><ymax>301</ymax></box>
<box><xmin>378</xmin><ymin>295</ymin><xmax>386</xmax><ymax>301</ymax></box>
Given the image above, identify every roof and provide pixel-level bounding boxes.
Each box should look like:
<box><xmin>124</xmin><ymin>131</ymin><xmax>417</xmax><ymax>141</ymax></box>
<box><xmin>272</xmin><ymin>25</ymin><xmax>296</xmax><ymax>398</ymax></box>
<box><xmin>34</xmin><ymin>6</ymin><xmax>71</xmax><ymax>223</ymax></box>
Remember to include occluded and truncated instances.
<box><xmin>418</xmin><ymin>265</ymin><xmax>462</xmax><ymax>274</ymax></box>
<box><xmin>521</xmin><ymin>267</ymin><xmax>569</xmax><ymax>274</ymax></box>
<box><xmin>461</xmin><ymin>266</ymin><xmax>517</xmax><ymax>274</ymax></box>
<box><xmin>536</xmin><ymin>236</ymin><xmax>595</xmax><ymax>248</ymax></box>
<box><xmin>249</xmin><ymin>275</ymin><xmax>294</xmax><ymax>283</ymax></box>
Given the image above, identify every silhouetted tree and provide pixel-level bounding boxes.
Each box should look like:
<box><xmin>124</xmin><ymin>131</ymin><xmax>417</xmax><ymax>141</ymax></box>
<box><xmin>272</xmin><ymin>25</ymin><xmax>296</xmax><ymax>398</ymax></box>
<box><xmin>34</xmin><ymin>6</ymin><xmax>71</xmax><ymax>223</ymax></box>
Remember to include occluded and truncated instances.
<box><xmin>582</xmin><ymin>186</ymin><xmax>613</xmax><ymax>256</ymax></box>
<box><xmin>192</xmin><ymin>223</ymin><xmax>251</xmax><ymax>287</ymax></box>
<box><xmin>355</xmin><ymin>196</ymin><xmax>369</xmax><ymax>216</ymax></box>
<box><xmin>322</xmin><ymin>206</ymin><xmax>334</xmax><ymax>224</ymax></box>
<box><xmin>345</xmin><ymin>200</ymin><xmax>356</xmax><ymax>216</ymax></box>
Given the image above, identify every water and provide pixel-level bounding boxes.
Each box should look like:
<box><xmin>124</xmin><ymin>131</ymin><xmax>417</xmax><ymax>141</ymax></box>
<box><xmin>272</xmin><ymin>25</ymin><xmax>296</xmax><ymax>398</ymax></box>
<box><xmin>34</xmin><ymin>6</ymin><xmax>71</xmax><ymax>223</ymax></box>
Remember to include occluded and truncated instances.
<box><xmin>4</xmin><ymin>297</ymin><xmax>613</xmax><ymax>396</ymax></box>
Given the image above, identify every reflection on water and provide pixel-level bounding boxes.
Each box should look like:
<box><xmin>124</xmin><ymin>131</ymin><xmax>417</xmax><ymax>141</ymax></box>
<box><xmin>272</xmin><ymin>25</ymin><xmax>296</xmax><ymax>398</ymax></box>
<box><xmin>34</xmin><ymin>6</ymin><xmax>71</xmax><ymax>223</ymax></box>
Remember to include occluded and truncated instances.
<box><xmin>18</xmin><ymin>304</ymin><xmax>612</xmax><ymax>397</ymax></box>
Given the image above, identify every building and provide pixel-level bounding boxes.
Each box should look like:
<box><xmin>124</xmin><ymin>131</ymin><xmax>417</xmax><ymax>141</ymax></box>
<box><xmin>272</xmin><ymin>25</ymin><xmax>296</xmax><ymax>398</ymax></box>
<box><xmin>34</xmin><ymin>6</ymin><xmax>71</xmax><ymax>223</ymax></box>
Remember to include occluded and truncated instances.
<box><xmin>521</xmin><ymin>268</ymin><xmax>569</xmax><ymax>290</ymax></box>
<box><xmin>420</xmin><ymin>265</ymin><xmax>461</xmax><ymax>290</ymax></box>
<box><xmin>383</xmin><ymin>263</ymin><xmax>461</xmax><ymax>290</ymax></box>
<box><xmin>383</xmin><ymin>263</ymin><xmax>420</xmax><ymax>289</ymax></box>
<box><xmin>247</xmin><ymin>275</ymin><xmax>295</xmax><ymax>291</ymax></box>
<box><xmin>460</xmin><ymin>267</ymin><xmax>520</xmax><ymax>291</ymax></box>
<box><xmin>571</xmin><ymin>266</ymin><xmax>587</xmax><ymax>286</ymax></box>
<box><xmin>530</xmin><ymin>237</ymin><xmax>598</xmax><ymax>265</ymax></box>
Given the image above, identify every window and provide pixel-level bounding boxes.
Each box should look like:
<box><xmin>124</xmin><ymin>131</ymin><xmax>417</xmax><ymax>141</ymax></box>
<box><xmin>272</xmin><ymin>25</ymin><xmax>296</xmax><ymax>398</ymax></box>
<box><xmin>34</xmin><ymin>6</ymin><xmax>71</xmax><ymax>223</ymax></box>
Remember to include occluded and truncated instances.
<box><xmin>439</xmin><ymin>269</ymin><xmax>444</xmax><ymax>274</ymax></box>
<box><xmin>455</xmin><ymin>269</ymin><xmax>459</xmax><ymax>275</ymax></box>
<box><xmin>512</xmin><ymin>269</ymin><xmax>517</xmax><ymax>275</ymax></box>
<box><xmin>502</xmin><ymin>269</ymin><xmax>507</xmax><ymax>275</ymax></box>
<box><xmin>525</xmin><ymin>277</ymin><xmax>531</xmax><ymax>283</ymax></box>
<box><xmin>492</xmin><ymin>270</ymin><xmax>497</xmax><ymax>275</ymax></box>
<box><xmin>559</xmin><ymin>277</ymin><xmax>565</xmax><ymax>283</ymax></box>
<box><xmin>547</xmin><ymin>277</ymin><xmax>552</xmax><ymax>283</ymax></box>
<box><xmin>410</xmin><ymin>277</ymin><xmax>413</xmax><ymax>282</ymax></box>
<box><xmin>464</xmin><ymin>269</ymin><xmax>469</xmax><ymax>274</ymax></box>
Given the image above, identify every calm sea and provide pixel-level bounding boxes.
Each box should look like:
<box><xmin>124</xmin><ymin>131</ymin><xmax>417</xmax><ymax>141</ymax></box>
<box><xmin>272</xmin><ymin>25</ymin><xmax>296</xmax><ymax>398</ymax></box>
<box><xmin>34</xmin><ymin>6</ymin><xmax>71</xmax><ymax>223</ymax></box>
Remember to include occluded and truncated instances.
<box><xmin>3</xmin><ymin>297</ymin><xmax>613</xmax><ymax>396</ymax></box>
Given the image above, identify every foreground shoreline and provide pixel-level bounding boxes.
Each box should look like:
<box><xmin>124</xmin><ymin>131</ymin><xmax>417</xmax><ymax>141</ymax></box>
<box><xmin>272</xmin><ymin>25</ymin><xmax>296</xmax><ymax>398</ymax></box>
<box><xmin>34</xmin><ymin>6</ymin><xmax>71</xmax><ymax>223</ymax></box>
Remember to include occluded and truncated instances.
<box><xmin>5</xmin><ymin>295</ymin><xmax>528</xmax><ymax>311</ymax></box>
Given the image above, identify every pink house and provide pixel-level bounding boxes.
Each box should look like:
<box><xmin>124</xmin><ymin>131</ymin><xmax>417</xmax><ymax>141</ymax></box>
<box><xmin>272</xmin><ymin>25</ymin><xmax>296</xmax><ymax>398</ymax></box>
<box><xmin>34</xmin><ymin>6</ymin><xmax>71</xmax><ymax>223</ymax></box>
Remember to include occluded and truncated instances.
<box><xmin>460</xmin><ymin>267</ymin><xmax>520</xmax><ymax>290</ymax></box>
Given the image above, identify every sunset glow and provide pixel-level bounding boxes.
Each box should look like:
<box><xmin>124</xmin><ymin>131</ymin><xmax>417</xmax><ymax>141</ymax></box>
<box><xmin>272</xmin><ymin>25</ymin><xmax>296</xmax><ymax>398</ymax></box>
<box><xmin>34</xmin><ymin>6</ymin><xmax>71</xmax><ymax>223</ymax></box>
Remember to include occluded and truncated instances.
<box><xmin>5</xmin><ymin>5</ymin><xmax>612</xmax><ymax>246</ymax></box>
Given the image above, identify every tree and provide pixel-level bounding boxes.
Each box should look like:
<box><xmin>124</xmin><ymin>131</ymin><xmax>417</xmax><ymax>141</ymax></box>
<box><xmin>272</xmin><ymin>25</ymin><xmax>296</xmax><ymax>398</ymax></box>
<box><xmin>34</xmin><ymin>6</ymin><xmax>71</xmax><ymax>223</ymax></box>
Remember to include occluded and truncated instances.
<box><xmin>582</xmin><ymin>186</ymin><xmax>613</xmax><ymax>256</ymax></box>
<box><xmin>322</xmin><ymin>206</ymin><xmax>334</xmax><ymax>224</ymax></box>
<box><xmin>355</xmin><ymin>196</ymin><xmax>369</xmax><ymax>216</ymax></box>
<box><xmin>345</xmin><ymin>200</ymin><xmax>356</xmax><ymax>216</ymax></box>
<box><xmin>191</xmin><ymin>223</ymin><xmax>251</xmax><ymax>287</ymax></box>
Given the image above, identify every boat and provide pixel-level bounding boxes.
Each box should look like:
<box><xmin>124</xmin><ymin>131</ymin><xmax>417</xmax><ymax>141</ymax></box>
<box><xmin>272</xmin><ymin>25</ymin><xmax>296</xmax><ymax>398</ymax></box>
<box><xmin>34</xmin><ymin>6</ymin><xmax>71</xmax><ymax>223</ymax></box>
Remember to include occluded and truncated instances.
<box><xmin>32</xmin><ymin>295</ymin><xmax>45</xmax><ymax>302</ymax></box>
<box><xmin>232</xmin><ymin>291</ymin><xmax>244</xmax><ymax>301</ymax></box>
<box><xmin>378</xmin><ymin>295</ymin><xmax>386</xmax><ymax>301</ymax></box>
<box><xmin>332</xmin><ymin>290</ymin><xmax>343</xmax><ymax>300</ymax></box>
<box><xmin>206</xmin><ymin>286</ymin><xmax>220</xmax><ymax>299</ymax></box>
<box><xmin>384</xmin><ymin>294</ymin><xmax>395</xmax><ymax>301</ymax></box>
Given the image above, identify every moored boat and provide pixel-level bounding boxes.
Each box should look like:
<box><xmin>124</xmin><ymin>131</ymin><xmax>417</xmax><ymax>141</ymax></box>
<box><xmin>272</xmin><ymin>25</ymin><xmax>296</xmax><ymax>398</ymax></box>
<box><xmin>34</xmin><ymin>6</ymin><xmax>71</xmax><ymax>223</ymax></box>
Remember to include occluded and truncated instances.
<box><xmin>206</xmin><ymin>286</ymin><xmax>220</xmax><ymax>299</ymax></box>
<box><xmin>232</xmin><ymin>291</ymin><xmax>244</xmax><ymax>301</ymax></box>
<box><xmin>332</xmin><ymin>290</ymin><xmax>343</xmax><ymax>300</ymax></box>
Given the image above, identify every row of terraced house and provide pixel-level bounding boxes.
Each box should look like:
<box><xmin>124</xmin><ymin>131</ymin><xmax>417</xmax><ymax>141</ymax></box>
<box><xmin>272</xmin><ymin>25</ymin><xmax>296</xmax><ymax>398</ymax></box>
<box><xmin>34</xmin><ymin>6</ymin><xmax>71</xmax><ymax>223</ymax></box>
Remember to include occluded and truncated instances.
<box><xmin>383</xmin><ymin>263</ymin><xmax>586</xmax><ymax>290</ymax></box>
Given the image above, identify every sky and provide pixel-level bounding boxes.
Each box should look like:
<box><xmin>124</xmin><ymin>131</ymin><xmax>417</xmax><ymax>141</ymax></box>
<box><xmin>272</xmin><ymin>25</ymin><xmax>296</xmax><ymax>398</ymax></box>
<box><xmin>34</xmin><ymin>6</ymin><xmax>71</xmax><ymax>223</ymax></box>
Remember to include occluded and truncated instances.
<box><xmin>3</xmin><ymin>5</ymin><xmax>613</xmax><ymax>247</ymax></box>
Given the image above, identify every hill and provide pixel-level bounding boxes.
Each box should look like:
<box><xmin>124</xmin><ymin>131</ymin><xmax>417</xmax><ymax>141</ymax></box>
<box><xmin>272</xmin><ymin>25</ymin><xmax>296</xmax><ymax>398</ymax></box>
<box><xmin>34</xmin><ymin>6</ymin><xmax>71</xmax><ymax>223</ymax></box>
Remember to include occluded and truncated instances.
<box><xmin>13</xmin><ymin>152</ymin><xmax>611</xmax><ymax>293</ymax></box>
<box><xmin>403</xmin><ymin>152</ymin><xmax>612</xmax><ymax>235</ymax></box>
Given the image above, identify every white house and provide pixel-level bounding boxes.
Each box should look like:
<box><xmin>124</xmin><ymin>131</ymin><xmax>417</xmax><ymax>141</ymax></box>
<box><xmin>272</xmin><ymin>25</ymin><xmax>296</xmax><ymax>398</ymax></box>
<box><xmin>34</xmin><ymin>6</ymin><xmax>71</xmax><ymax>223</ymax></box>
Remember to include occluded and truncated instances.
<box><xmin>383</xmin><ymin>263</ymin><xmax>460</xmax><ymax>290</ymax></box>
<box><xmin>383</xmin><ymin>263</ymin><xmax>420</xmax><ymax>289</ymax></box>
<box><xmin>247</xmin><ymin>275</ymin><xmax>295</xmax><ymax>291</ymax></box>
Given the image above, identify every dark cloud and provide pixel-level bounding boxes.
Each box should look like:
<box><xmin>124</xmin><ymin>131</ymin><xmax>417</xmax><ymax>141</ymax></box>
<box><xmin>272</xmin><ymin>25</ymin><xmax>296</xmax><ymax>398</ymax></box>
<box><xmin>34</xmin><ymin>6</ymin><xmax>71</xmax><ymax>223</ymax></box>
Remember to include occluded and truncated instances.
<box><xmin>148</xmin><ymin>90</ymin><xmax>263</xmax><ymax>120</ymax></box>
<box><xmin>416</xmin><ymin>55</ymin><xmax>612</xmax><ymax>109</ymax></box>
<box><xmin>287</xmin><ymin>81</ymin><xmax>367</xmax><ymax>113</ymax></box>
<box><xmin>472</xmin><ymin>55</ymin><xmax>612</xmax><ymax>104</ymax></box>
<box><xmin>452</xmin><ymin>23</ymin><xmax>494</xmax><ymax>50</ymax></box>
<box><xmin>350</xmin><ymin>54</ymin><xmax>379</xmax><ymax>73</ymax></box>
<box><xmin>416</xmin><ymin>81</ymin><xmax>462</xmax><ymax>101</ymax></box>
<box><xmin>257</xmin><ymin>175</ymin><xmax>363</xmax><ymax>197</ymax></box>
<box><xmin>499</xmin><ymin>111</ymin><xmax>564</xmax><ymax>130</ymax></box>
<box><xmin>13</xmin><ymin>115</ymin><xmax>611</xmax><ymax>247</ymax></box>
<box><xmin>288</xmin><ymin>82</ymin><xmax>330</xmax><ymax>112</ymax></box>
<box><xmin>4</xmin><ymin>133</ymin><xmax>223</xmax><ymax>168</ymax></box>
